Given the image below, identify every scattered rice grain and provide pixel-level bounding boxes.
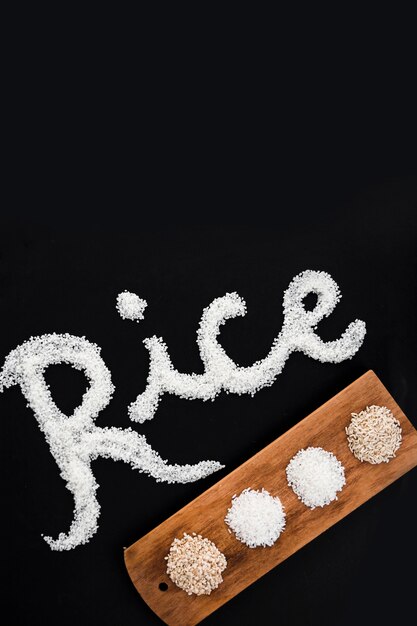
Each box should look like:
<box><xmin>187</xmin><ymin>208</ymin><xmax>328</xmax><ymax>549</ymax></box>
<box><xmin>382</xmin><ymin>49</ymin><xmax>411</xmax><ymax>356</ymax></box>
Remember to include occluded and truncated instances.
<box><xmin>0</xmin><ymin>334</ymin><xmax>223</xmax><ymax>551</ymax></box>
<box><xmin>129</xmin><ymin>270</ymin><xmax>366</xmax><ymax>423</ymax></box>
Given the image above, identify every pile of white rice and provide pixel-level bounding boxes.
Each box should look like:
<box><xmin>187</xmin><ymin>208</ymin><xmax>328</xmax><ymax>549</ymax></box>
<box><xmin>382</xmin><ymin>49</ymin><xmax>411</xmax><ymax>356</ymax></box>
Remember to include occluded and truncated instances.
<box><xmin>116</xmin><ymin>290</ymin><xmax>147</xmax><ymax>321</ymax></box>
<box><xmin>286</xmin><ymin>447</ymin><xmax>346</xmax><ymax>509</ymax></box>
<box><xmin>224</xmin><ymin>488</ymin><xmax>286</xmax><ymax>548</ymax></box>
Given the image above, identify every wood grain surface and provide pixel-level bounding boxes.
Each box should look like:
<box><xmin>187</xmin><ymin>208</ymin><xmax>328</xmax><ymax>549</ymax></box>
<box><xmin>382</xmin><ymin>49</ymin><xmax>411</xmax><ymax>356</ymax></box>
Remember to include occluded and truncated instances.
<box><xmin>124</xmin><ymin>371</ymin><xmax>417</xmax><ymax>625</ymax></box>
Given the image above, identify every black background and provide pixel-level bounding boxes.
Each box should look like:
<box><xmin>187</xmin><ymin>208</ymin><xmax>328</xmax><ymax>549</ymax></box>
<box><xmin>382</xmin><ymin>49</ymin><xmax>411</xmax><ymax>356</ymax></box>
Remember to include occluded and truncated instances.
<box><xmin>2</xmin><ymin>172</ymin><xmax>417</xmax><ymax>625</ymax></box>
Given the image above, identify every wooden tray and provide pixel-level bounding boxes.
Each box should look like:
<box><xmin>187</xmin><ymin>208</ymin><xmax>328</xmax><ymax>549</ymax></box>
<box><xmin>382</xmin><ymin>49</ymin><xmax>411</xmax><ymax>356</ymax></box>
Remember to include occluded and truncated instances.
<box><xmin>124</xmin><ymin>370</ymin><xmax>417</xmax><ymax>625</ymax></box>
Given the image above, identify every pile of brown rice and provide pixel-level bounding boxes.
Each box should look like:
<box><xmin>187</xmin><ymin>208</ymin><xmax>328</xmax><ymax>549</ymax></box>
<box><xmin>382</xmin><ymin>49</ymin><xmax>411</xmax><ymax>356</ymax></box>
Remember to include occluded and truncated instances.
<box><xmin>345</xmin><ymin>405</ymin><xmax>402</xmax><ymax>464</ymax></box>
<box><xmin>165</xmin><ymin>532</ymin><xmax>227</xmax><ymax>595</ymax></box>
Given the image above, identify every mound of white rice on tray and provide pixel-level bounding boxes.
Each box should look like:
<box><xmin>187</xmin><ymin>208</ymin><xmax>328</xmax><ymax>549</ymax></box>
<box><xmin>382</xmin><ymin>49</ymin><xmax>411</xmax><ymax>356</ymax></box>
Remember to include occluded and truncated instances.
<box><xmin>224</xmin><ymin>488</ymin><xmax>286</xmax><ymax>548</ymax></box>
<box><xmin>286</xmin><ymin>447</ymin><xmax>346</xmax><ymax>509</ymax></box>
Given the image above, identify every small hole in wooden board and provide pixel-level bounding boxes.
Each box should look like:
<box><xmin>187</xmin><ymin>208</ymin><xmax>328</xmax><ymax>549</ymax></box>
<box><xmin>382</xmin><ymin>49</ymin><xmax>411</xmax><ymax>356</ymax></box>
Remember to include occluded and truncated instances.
<box><xmin>159</xmin><ymin>582</ymin><xmax>168</xmax><ymax>591</ymax></box>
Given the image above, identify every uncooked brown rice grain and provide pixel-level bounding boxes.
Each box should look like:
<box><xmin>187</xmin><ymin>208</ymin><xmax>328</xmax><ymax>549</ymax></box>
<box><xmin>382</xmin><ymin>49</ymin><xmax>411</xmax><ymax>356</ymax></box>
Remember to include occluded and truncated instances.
<box><xmin>165</xmin><ymin>533</ymin><xmax>227</xmax><ymax>595</ymax></box>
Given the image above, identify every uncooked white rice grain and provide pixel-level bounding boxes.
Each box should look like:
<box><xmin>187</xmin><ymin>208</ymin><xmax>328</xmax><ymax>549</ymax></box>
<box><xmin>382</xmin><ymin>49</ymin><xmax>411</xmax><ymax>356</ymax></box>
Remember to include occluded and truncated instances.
<box><xmin>0</xmin><ymin>334</ymin><xmax>223</xmax><ymax>551</ymax></box>
<box><xmin>286</xmin><ymin>447</ymin><xmax>346</xmax><ymax>509</ymax></box>
<box><xmin>116</xmin><ymin>291</ymin><xmax>147</xmax><ymax>321</ymax></box>
<box><xmin>0</xmin><ymin>270</ymin><xmax>365</xmax><ymax>551</ymax></box>
<box><xmin>128</xmin><ymin>270</ymin><xmax>366</xmax><ymax>423</ymax></box>
<box><xmin>224</xmin><ymin>488</ymin><xmax>286</xmax><ymax>548</ymax></box>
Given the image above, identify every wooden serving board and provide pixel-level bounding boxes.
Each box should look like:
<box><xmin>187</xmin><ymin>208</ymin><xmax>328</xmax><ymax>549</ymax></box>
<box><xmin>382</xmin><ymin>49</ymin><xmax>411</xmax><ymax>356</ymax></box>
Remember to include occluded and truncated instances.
<box><xmin>124</xmin><ymin>371</ymin><xmax>417</xmax><ymax>625</ymax></box>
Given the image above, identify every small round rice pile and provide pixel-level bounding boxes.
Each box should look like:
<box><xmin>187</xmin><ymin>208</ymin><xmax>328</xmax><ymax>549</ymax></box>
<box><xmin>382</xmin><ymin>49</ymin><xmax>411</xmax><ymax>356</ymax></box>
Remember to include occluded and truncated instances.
<box><xmin>286</xmin><ymin>447</ymin><xmax>346</xmax><ymax>509</ymax></box>
<box><xmin>224</xmin><ymin>488</ymin><xmax>286</xmax><ymax>548</ymax></box>
<box><xmin>116</xmin><ymin>291</ymin><xmax>147</xmax><ymax>321</ymax></box>
<box><xmin>165</xmin><ymin>533</ymin><xmax>227</xmax><ymax>595</ymax></box>
<box><xmin>346</xmin><ymin>405</ymin><xmax>402</xmax><ymax>464</ymax></box>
